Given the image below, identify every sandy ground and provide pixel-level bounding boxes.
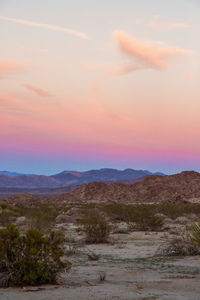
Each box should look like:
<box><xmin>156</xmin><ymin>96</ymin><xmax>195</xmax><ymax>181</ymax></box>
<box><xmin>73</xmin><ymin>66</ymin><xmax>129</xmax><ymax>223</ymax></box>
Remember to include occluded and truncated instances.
<box><xmin>1</xmin><ymin>230</ymin><xmax>200</xmax><ymax>300</ymax></box>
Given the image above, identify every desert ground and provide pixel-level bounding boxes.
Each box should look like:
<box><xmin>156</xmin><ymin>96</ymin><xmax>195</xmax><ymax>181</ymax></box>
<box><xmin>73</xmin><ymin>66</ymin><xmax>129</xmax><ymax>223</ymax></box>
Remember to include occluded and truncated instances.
<box><xmin>1</xmin><ymin>220</ymin><xmax>200</xmax><ymax>300</ymax></box>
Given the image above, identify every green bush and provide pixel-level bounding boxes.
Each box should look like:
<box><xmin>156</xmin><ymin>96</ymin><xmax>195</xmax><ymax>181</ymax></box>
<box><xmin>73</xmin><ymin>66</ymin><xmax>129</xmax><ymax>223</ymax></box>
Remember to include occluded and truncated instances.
<box><xmin>127</xmin><ymin>205</ymin><xmax>164</xmax><ymax>231</ymax></box>
<box><xmin>0</xmin><ymin>202</ymin><xmax>8</xmax><ymax>210</ymax></box>
<box><xmin>79</xmin><ymin>210</ymin><xmax>111</xmax><ymax>243</ymax></box>
<box><xmin>0</xmin><ymin>224</ymin><xmax>71</xmax><ymax>286</ymax></box>
<box><xmin>0</xmin><ymin>203</ymin><xmax>19</xmax><ymax>226</ymax></box>
<box><xmin>101</xmin><ymin>204</ymin><xmax>129</xmax><ymax>222</ymax></box>
<box><xmin>18</xmin><ymin>204</ymin><xmax>60</xmax><ymax>232</ymax></box>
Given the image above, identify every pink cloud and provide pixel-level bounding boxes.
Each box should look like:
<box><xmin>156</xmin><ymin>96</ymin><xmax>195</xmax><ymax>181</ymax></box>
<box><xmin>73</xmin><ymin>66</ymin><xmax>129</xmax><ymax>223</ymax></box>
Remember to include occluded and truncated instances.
<box><xmin>114</xmin><ymin>31</ymin><xmax>188</xmax><ymax>70</ymax></box>
<box><xmin>88</xmin><ymin>32</ymin><xmax>189</xmax><ymax>93</ymax></box>
<box><xmin>148</xmin><ymin>15</ymin><xmax>192</xmax><ymax>31</ymax></box>
<box><xmin>0</xmin><ymin>94</ymin><xmax>35</xmax><ymax>117</ymax></box>
<box><xmin>24</xmin><ymin>84</ymin><xmax>52</xmax><ymax>98</ymax></box>
<box><xmin>0</xmin><ymin>60</ymin><xmax>25</xmax><ymax>77</ymax></box>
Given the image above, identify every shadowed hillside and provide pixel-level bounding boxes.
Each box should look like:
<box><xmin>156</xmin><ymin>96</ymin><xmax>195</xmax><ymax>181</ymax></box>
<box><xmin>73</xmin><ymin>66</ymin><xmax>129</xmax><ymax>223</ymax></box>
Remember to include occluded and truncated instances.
<box><xmin>46</xmin><ymin>171</ymin><xmax>200</xmax><ymax>204</ymax></box>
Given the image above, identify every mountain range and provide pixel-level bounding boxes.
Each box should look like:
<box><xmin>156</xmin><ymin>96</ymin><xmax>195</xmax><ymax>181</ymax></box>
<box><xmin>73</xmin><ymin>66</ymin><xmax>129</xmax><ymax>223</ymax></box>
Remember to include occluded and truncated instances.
<box><xmin>0</xmin><ymin>171</ymin><xmax>26</xmax><ymax>177</ymax></box>
<box><xmin>0</xmin><ymin>168</ymin><xmax>164</xmax><ymax>188</ymax></box>
<box><xmin>4</xmin><ymin>171</ymin><xmax>200</xmax><ymax>205</ymax></box>
<box><xmin>46</xmin><ymin>171</ymin><xmax>200</xmax><ymax>205</ymax></box>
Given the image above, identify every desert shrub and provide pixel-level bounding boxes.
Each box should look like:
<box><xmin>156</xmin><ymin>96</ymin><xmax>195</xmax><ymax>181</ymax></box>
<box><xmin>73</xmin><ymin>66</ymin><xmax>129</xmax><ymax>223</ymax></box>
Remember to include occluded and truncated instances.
<box><xmin>0</xmin><ymin>203</ymin><xmax>19</xmax><ymax>226</ymax></box>
<box><xmin>101</xmin><ymin>204</ymin><xmax>164</xmax><ymax>231</ymax></box>
<box><xmin>158</xmin><ymin>238</ymin><xmax>199</xmax><ymax>257</ymax></box>
<box><xmin>112</xmin><ymin>223</ymin><xmax>130</xmax><ymax>234</ymax></box>
<box><xmin>87</xmin><ymin>251</ymin><xmax>100</xmax><ymax>261</ymax></box>
<box><xmin>101</xmin><ymin>204</ymin><xmax>130</xmax><ymax>222</ymax></box>
<box><xmin>127</xmin><ymin>206</ymin><xmax>164</xmax><ymax>231</ymax></box>
<box><xmin>99</xmin><ymin>271</ymin><xmax>106</xmax><ymax>282</ymax></box>
<box><xmin>158</xmin><ymin>221</ymin><xmax>200</xmax><ymax>257</ymax></box>
<box><xmin>154</xmin><ymin>203</ymin><xmax>200</xmax><ymax>219</ymax></box>
<box><xmin>153</xmin><ymin>204</ymin><xmax>186</xmax><ymax>220</ymax></box>
<box><xmin>18</xmin><ymin>204</ymin><xmax>60</xmax><ymax>232</ymax></box>
<box><xmin>0</xmin><ymin>202</ymin><xmax>8</xmax><ymax>210</ymax></box>
<box><xmin>79</xmin><ymin>210</ymin><xmax>111</xmax><ymax>243</ymax></box>
<box><xmin>102</xmin><ymin>203</ymin><xmax>200</xmax><ymax>223</ymax></box>
<box><xmin>0</xmin><ymin>224</ymin><xmax>71</xmax><ymax>286</ymax></box>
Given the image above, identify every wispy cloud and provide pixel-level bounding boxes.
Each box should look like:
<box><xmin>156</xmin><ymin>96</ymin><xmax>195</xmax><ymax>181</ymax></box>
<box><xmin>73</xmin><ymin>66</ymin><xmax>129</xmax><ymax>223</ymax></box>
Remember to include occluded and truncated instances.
<box><xmin>0</xmin><ymin>94</ymin><xmax>33</xmax><ymax>116</ymax></box>
<box><xmin>0</xmin><ymin>60</ymin><xmax>26</xmax><ymax>78</ymax></box>
<box><xmin>137</xmin><ymin>15</ymin><xmax>192</xmax><ymax>31</ymax></box>
<box><xmin>88</xmin><ymin>31</ymin><xmax>189</xmax><ymax>92</ymax></box>
<box><xmin>24</xmin><ymin>84</ymin><xmax>52</xmax><ymax>98</ymax></box>
<box><xmin>114</xmin><ymin>31</ymin><xmax>188</xmax><ymax>70</ymax></box>
<box><xmin>0</xmin><ymin>16</ymin><xmax>90</xmax><ymax>40</ymax></box>
<box><xmin>149</xmin><ymin>15</ymin><xmax>192</xmax><ymax>31</ymax></box>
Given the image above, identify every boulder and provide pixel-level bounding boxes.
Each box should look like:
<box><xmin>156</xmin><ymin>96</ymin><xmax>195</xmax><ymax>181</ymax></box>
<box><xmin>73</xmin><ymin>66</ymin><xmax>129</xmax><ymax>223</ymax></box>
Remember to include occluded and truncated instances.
<box><xmin>15</xmin><ymin>216</ymin><xmax>27</xmax><ymax>225</ymax></box>
<box><xmin>56</xmin><ymin>214</ymin><xmax>73</xmax><ymax>224</ymax></box>
<box><xmin>175</xmin><ymin>216</ymin><xmax>189</xmax><ymax>225</ymax></box>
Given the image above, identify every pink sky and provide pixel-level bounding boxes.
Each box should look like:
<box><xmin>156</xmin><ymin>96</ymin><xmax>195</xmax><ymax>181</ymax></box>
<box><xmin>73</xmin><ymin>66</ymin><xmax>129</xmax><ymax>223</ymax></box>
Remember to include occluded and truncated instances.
<box><xmin>0</xmin><ymin>0</ymin><xmax>200</xmax><ymax>174</ymax></box>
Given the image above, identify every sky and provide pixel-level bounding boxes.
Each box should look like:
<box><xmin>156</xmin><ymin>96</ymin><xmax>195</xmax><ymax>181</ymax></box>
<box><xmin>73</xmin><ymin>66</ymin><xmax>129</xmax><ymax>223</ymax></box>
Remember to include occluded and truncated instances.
<box><xmin>0</xmin><ymin>0</ymin><xmax>200</xmax><ymax>175</ymax></box>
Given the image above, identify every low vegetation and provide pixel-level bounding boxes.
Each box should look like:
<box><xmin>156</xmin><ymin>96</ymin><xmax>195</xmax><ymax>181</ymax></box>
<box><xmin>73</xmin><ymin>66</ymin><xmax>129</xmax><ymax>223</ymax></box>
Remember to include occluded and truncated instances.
<box><xmin>0</xmin><ymin>224</ymin><xmax>71</xmax><ymax>287</ymax></box>
<box><xmin>158</xmin><ymin>238</ymin><xmax>200</xmax><ymax>257</ymax></box>
<box><xmin>17</xmin><ymin>204</ymin><xmax>63</xmax><ymax>232</ymax></box>
<box><xmin>101</xmin><ymin>204</ymin><xmax>164</xmax><ymax>231</ymax></box>
<box><xmin>101</xmin><ymin>203</ymin><xmax>200</xmax><ymax>226</ymax></box>
<box><xmin>1</xmin><ymin>198</ymin><xmax>200</xmax><ymax>293</ymax></box>
<box><xmin>79</xmin><ymin>209</ymin><xmax>111</xmax><ymax>243</ymax></box>
<box><xmin>0</xmin><ymin>202</ymin><xmax>19</xmax><ymax>226</ymax></box>
<box><xmin>158</xmin><ymin>221</ymin><xmax>200</xmax><ymax>257</ymax></box>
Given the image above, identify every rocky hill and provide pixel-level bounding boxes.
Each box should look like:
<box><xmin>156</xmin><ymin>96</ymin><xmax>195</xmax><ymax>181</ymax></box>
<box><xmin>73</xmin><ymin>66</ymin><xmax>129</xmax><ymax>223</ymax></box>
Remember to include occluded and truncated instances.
<box><xmin>47</xmin><ymin>171</ymin><xmax>200</xmax><ymax>204</ymax></box>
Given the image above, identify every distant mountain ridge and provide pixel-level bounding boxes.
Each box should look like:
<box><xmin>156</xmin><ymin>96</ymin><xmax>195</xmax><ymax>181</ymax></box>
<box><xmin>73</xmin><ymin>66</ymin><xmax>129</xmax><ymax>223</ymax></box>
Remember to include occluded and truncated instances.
<box><xmin>3</xmin><ymin>171</ymin><xmax>200</xmax><ymax>205</ymax></box>
<box><xmin>0</xmin><ymin>171</ymin><xmax>26</xmax><ymax>177</ymax></box>
<box><xmin>0</xmin><ymin>168</ymin><xmax>164</xmax><ymax>188</ymax></box>
<box><xmin>47</xmin><ymin>171</ymin><xmax>200</xmax><ymax>204</ymax></box>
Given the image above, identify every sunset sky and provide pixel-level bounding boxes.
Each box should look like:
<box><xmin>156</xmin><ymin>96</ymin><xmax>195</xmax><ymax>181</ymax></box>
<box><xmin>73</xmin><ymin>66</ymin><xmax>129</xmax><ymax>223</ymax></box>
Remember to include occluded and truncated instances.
<box><xmin>0</xmin><ymin>0</ymin><xmax>200</xmax><ymax>175</ymax></box>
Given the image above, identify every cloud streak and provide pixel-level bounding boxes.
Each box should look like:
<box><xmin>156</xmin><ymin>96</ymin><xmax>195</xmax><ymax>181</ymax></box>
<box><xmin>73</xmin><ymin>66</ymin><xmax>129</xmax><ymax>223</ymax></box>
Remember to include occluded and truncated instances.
<box><xmin>0</xmin><ymin>60</ymin><xmax>25</xmax><ymax>78</ymax></box>
<box><xmin>149</xmin><ymin>15</ymin><xmax>192</xmax><ymax>31</ymax></box>
<box><xmin>137</xmin><ymin>15</ymin><xmax>191</xmax><ymax>31</ymax></box>
<box><xmin>24</xmin><ymin>84</ymin><xmax>52</xmax><ymax>98</ymax></box>
<box><xmin>0</xmin><ymin>16</ymin><xmax>90</xmax><ymax>40</ymax></box>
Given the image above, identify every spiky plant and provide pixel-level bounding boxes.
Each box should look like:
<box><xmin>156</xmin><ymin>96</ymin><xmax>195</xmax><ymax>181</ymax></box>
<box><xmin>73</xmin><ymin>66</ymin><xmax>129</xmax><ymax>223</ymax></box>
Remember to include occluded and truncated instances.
<box><xmin>190</xmin><ymin>222</ymin><xmax>200</xmax><ymax>247</ymax></box>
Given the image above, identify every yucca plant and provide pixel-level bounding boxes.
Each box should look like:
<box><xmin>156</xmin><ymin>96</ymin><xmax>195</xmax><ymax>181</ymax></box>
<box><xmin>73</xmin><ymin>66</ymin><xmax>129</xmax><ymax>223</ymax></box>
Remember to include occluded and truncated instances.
<box><xmin>190</xmin><ymin>222</ymin><xmax>200</xmax><ymax>247</ymax></box>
